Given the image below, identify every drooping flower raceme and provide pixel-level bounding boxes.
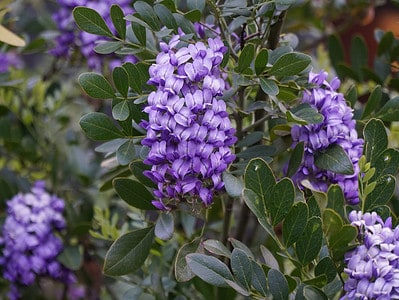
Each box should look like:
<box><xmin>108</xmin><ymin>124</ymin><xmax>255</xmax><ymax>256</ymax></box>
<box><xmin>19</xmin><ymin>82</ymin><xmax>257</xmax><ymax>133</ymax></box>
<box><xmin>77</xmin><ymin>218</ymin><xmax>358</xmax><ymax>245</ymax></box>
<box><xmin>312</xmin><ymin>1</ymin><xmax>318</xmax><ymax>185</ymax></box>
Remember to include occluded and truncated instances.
<box><xmin>141</xmin><ymin>35</ymin><xmax>237</xmax><ymax>210</ymax></box>
<box><xmin>291</xmin><ymin>70</ymin><xmax>364</xmax><ymax>204</ymax></box>
<box><xmin>51</xmin><ymin>0</ymin><xmax>135</xmax><ymax>71</ymax></box>
<box><xmin>342</xmin><ymin>211</ymin><xmax>399</xmax><ymax>299</ymax></box>
<box><xmin>0</xmin><ymin>181</ymin><xmax>75</xmax><ymax>300</ymax></box>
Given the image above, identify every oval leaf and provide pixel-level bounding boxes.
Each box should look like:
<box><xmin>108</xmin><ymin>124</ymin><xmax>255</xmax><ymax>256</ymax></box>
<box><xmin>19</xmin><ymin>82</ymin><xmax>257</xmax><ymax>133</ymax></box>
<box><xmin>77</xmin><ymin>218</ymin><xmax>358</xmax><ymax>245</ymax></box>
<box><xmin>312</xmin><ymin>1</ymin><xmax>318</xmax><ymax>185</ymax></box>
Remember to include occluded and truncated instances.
<box><xmin>116</xmin><ymin>139</ymin><xmax>136</xmax><ymax>165</ymax></box>
<box><xmin>269</xmin><ymin>52</ymin><xmax>311</xmax><ymax>77</ymax></box>
<box><xmin>269</xmin><ymin>178</ymin><xmax>295</xmax><ymax>225</ymax></box>
<box><xmin>80</xmin><ymin>112</ymin><xmax>123</xmax><ymax>140</ymax></box>
<box><xmin>222</xmin><ymin>172</ymin><xmax>244</xmax><ymax>197</ymax></box>
<box><xmin>175</xmin><ymin>238</ymin><xmax>202</xmax><ymax>282</ymax></box>
<box><xmin>237</xmin><ymin>43</ymin><xmax>255</xmax><ymax>73</ymax></box>
<box><xmin>314</xmin><ymin>144</ymin><xmax>354</xmax><ymax>175</ymax></box>
<box><xmin>231</xmin><ymin>248</ymin><xmax>252</xmax><ymax>290</ymax></box>
<box><xmin>133</xmin><ymin>1</ymin><xmax>160</xmax><ymax>31</ymax></box>
<box><xmin>282</xmin><ymin>201</ymin><xmax>308</xmax><ymax>247</ymax></box>
<box><xmin>113</xmin><ymin>66</ymin><xmax>129</xmax><ymax>98</ymax></box>
<box><xmin>73</xmin><ymin>6</ymin><xmax>113</xmax><ymax>37</ymax></box>
<box><xmin>260</xmin><ymin>78</ymin><xmax>279</xmax><ymax>96</ymax></box>
<box><xmin>110</xmin><ymin>4</ymin><xmax>126</xmax><ymax>39</ymax></box>
<box><xmin>268</xmin><ymin>269</ymin><xmax>289</xmax><ymax>300</ymax></box>
<box><xmin>295</xmin><ymin>216</ymin><xmax>323</xmax><ymax>266</ymax></box>
<box><xmin>78</xmin><ymin>72</ymin><xmax>115</xmax><ymax>99</ymax></box>
<box><xmin>113</xmin><ymin>178</ymin><xmax>155</xmax><ymax>210</ymax></box>
<box><xmin>155</xmin><ymin>213</ymin><xmax>174</xmax><ymax>240</ymax></box>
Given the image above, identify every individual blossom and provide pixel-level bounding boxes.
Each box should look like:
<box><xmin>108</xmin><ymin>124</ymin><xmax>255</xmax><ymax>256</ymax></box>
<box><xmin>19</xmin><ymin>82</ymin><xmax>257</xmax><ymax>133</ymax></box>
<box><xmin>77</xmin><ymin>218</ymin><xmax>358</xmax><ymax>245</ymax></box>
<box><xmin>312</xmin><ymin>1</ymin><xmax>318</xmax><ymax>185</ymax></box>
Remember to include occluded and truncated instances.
<box><xmin>51</xmin><ymin>0</ymin><xmax>135</xmax><ymax>71</ymax></box>
<box><xmin>290</xmin><ymin>70</ymin><xmax>364</xmax><ymax>204</ymax></box>
<box><xmin>140</xmin><ymin>34</ymin><xmax>237</xmax><ymax>210</ymax></box>
<box><xmin>342</xmin><ymin>210</ymin><xmax>399</xmax><ymax>299</ymax></box>
<box><xmin>0</xmin><ymin>181</ymin><xmax>76</xmax><ymax>300</ymax></box>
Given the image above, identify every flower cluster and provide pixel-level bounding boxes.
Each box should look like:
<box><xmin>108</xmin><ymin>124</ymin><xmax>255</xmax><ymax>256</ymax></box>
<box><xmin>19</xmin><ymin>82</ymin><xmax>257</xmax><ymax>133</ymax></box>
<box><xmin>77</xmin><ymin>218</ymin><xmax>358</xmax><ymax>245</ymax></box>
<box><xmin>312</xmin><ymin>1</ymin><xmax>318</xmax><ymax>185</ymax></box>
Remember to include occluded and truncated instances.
<box><xmin>141</xmin><ymin>34</ymin><xmax>236</xmax><ymax>210</ymax></box>
<box><xmin>342</xmin><ymin>211</ymin><xmax>399</xmax><ymax>299</ymax></box>
<box><xmin>0</xmin><ymin>181</ymin><xmax>75</xmax><ymax>300</ymax></box>
<box><xmin>0</xmin><ymin>51</ymin><xmax>23</xmax><ymax>72</ymax></box>
<box><xmin>291</xmin><ymin>70</ymin><xmax>363</xmax><ymax>204</ymax></box>
<box><xmin>51</xmin><ymin>0</ymin><xmax>135</xmax><ymax>71</ymax></box>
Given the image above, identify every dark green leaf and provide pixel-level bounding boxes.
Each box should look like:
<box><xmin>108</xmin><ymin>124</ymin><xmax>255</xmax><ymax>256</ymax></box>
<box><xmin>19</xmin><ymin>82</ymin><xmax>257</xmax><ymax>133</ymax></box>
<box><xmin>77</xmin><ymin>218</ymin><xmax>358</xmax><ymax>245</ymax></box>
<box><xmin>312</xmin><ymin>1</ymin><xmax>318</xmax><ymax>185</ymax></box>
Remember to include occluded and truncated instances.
<box><xmin>103</xmin><ymin>226</ymin><xmax>154</xmax><ymax>276</ymax></box>
<box><xmin>260</xmin><ymin>78</ymin><xmax>279</xmax><ymax>96</ymax></box>
<box><xmin>236</xmin><ymin>144</ymin><xmax>275</xmax><ymax>160</ymax></box>
<box><xmin>376</xmin><ymin>96</ymin><xmax>399</xmax><ymax>121</ymax></box>
<box><xmin>58</xmin><ymin>245</ymin><xmax>82</xmax><ymax>270</ymax></box>
<box><xmin>282</xmin><ymin>201</ymin><xmax>308</xmax><ymax>247</ymax></box>
<box><xmin>363</xmin><ymin>118</ymin><xmax>388</xmax><ymax>164</ymax></box>
<box><xmin>131</xmin><ymin>22</ymin><xmax>146</xmax><ymax>46</ymax></box>
<box><xmin>307</xmin><ymin>196</ymin><xmax>321</xmax><ymax>217</ymax></box>
<box><xmin>303</xmin><ymin>275</ymin><xmax>328</xmax><ymax>288</ymax></box>
<box><xmin>378</xmin><ymin>31</ymin><xmax>394</xmax><ymax>56</ymax></box>
<box><xmin>155</xmin><ymin>213</ymin><xmax>174</xmax><ymax>240</ymax></box>
<box><xmin>251</xmin><ymin>261</ymin><xmax>268</xmax><ymax>296</ymax></box>
<box><xmin>133</xmin><ymin>1</ymin><xmax>160</xmax><ymax>31</ymax></box>
<box><xmin>113</xmin><ymin>178</ymin><xmax>155</xmax><ymax>210</ymax></box>
<box><xmin>80</xmin><ymin>112</ymin><xmax>123</xmax><ymax>140</ymax></box>
<box><xmin>94</xmin><ymin>41</ymin><xmax>122</xmax><ymax>54</ymax></box>
<box><xmin>322</xmin><ymin>209</ymin><xmax>343</xmax><ymax>240</ymax></box>
<box><xmin>186</xmin><ymin>254</ymin><xmax>234</xmax><ymax>287</ymax></box>
<box><xmin>203</xmin><ymin>239</ymin><xmax>231</xmax><ymax>258</ymax></box>
<box><xmin>373</xmin><ymin>148</ymin><xmax>399</xmax><ymax>179</ymax></box>
<box><xmin>286</xmin><ymin>141</ymin><xmax>304</xmax><ymax>177</ymax></box>
<box><xmin>236</xmin><ymin>131</ymin><xmax>264</xmax><ymax>148</ymax></box>
<box><xmin>73</xmin><ymin>6</ymin><xmax>113</xmax><ymax>37</ymax></box>
<box><xmin>175</xmin><ymin>238</ymin><xmax>202</xmax><ymax>282</ymax></box>
<box><xmin>326</xmin><ymin>185</ymin><xmax>345</xmax><ymax>218</ymax></box>
<box><xmin>315</xmin><ymin>257</ymin><xmax>337</xmax><ymax>283</ymax></box>
<box><xmin>173</xmin><ymin>13</ymin><xmax>195</xmax><ymax>34</ymax></box>
<box><xmin>269</xmin><ymin>178</ymin><xmax>295</xmax><ymax>225</ymax></box>
<box><xmin>364</xmin><ymin>174</ymin><xmax>396</xmax><ymax>211</ymax></box>
<box><xmin>303</xmin><ymin>286</ymin><xmax>328</xmax><ymax>300</ymax></box>
<box><xmin>78</xmin><ymin>72</ymin><xmax>115</xmax><ymax>99</ymax></box>
<box><xmin>110</xmin><ymin>4</ymin><xmax>126</xmax><ymax>39</ymax></box>
<box><xmin>112</xmin><ymin>100</ymin><xmax>130</xmax><ymax>121</ymax></box>
<box><xmin>345</xmin><ymin>84</ymin><xmax>358</xmax><ymax>106</ymax></box>
<box><xmin>116</xmin><ymin>140</ymin><xmax>137</xmax><ymax>165</ymax></box>
<box><xmin>295</xmin><ymin>217</ymin><xmax>323</xmax><ymax>265</ymax></box>
<box><xmin>268</xmin><ymin>269</ymin><xmax>289</xmax><ymax>300</ymax></box>
<box><xmin>154</xmin><ymin>4</ymin><xmax>178</xmax><ymax>31</ymax></box>
<box><xmin>113</xmin><ymin>66</ymin><xmax>129</xmax><ymax>98</ymax></box>
<box><xmin>222</xmin><ymin>172</ymin><xmax>244</xmax><ymax>198</ymax></box>
<box><xmin>362</xmin><ymin>85</ymin><xmax>381</xmax><ymax>119</ymax></box>
<box><xmin>330</xmin><ymin>225</ymin><xmax>357</xmax><ymax>249</ymax></box>
<box><xmin>122</xmin><ymin>62</ymin><xmax>143</xmax><ymax>94</ymax></box>
<box><xmin>187</xmin><ymin>0</ymin><xmax>206</xmax><ymax>12</ymax></box>
<box><xmin>231</xmin><ymin>249</ymin><xmax>252</xmax><ymax>290</ymax></box>
<box><xmin>314</xmin><ymin>144</ymin><xmax>354</xmax><ymax>175</ymax></box>
<box><xmin>350</xmin><ymin>35</ymin><xmax>368</xmax><ymax>78</ymax></box>
<box><xmin>129</xmin><ymin>160</ymin><xmax>156</xmax><ymax>188</ymax></box>
<box><xmin>184</xmin><ymin>9</ymin><xmax>202</xmax><ymax>22</ymax></box>
<box><xmin>255</xmin><ymin>48</ymin><xmax>269</xmax><ymax>75</ymax></box>
<box><xmin>287</xmin><ymin>103</ymin><xmax>324</xmax><ymax>125</ymax></box>
<box><xmin>269</xmin><ymin>52</ymin><xmax>311</xmax><ymax>77</ymax></box>
<box><xmin>237</xmin><ymin>43</ymin><xmax>255</xmax><ymax>73</ymax></box>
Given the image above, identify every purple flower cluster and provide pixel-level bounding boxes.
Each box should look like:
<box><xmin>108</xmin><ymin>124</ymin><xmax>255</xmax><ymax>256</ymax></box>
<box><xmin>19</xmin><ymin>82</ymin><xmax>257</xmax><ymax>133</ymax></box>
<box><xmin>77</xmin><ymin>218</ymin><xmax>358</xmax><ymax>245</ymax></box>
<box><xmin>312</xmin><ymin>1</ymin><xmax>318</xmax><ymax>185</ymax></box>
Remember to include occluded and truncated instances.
<box><xmin>0</xmin><ymin>51</ymin><xmax>23</xmax><ymax>72</ymax></box>
<box><xmin>342</xmin><ymin>211</ymin><xmax>399</xmax><ymax>299</ymax></box>
<box><xmin>0</xmin><ymin>181</ymin><xmax>75</xmax><ymax>300</ymax></box>
<box><xmin>51</xmin><ymin>0</ymin><xmax>135</xmax><ymax>71</ymax></box>
<box><xmin>141</xmin><ymin>35</ymin><xmax>237</xmax><ymax>210</ymax></box>
<box><xmin>291</xmin><ymin>70</ymin><xmax>364</xmax><ymax>204</ymax></box>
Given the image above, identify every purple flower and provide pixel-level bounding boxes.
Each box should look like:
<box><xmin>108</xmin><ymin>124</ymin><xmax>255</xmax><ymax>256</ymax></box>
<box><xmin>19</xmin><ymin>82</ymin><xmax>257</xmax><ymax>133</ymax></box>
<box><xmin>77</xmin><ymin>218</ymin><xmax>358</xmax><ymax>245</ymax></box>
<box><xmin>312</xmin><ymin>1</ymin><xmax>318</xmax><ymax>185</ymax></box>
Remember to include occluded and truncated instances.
<box><xmin>290</xmin><ymin>70</ymin><xmax>364</xmax><ymax>204</ymax></box>
<box><xmin>342</xmin><ymin>211</ymin><xmax>399</xmax><ymax>299</ymax></box>
<box><xmin>141</xmin><ymin>34</ymin><xmax>236</xmax><ymax>210</ymax></box>
<box><xmin>0</xmin><ymin>181</ymin><xmax>75</xmax><ymax>300</ymax></box>
<box><xmin>51</xmin><ymin>0</ymin><xmax>135</xmax><ymax>71</ymax></box>
<box><xmin>0</xmin><ymin>51</ymin><xmax>23</xmax><ymax>72</ymax></box>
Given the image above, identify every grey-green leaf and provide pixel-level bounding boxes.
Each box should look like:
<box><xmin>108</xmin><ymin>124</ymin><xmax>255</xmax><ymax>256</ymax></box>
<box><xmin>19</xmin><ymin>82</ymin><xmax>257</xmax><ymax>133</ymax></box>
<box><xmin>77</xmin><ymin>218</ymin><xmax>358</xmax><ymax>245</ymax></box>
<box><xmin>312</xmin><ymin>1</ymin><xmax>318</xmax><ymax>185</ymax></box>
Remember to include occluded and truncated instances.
<box><xmin>260</xmin><ymin>78</ymin><xmax>279</xmax><ymax>96</ymax></box>
<box><xmin>133</xmin><ymin>1</ymin><xmax>160</xmax><ymax>31</ymax></box>
<box><xmin>112</xmin><ymin>100</ymin><xmax>130</xmax><ymax>121</ymax></box>
<box><xmin>268</xmin><ymin>269</ymin><xmax>289</xmax><ymax>300</ymax></box>
<box><xmin>155</xmin><ymin>213</ymin><xmax>174</xmax><ymax>240</ymax></box>
<box><xmin>175</xmin><ymin>238</ymin><xmax>202</xmax><ymax>282</ymax></box>
<box><xmin>78</xmin><ymin>72</ymin><xmax>115</xmax><ymax>99</ymax></box>
<box><xmin>116</xmin><ymin>139</ymin><xmax>137</xmax><ymax>165</ymax></box>
<box><xmin>94</xmin><ymin>41</ymin><xmax>122</xmax><ymax>54</ymax></box>
<box><xmin>73</xmin><ymin>6</ymin><xmax>113</xmax><ymax>37</ymax></box>
<box><xmin>231</xmin><ymin>248</ymin><xmax>252</xmax><ymax>290</ymax></box>
<box><xmin>237</xmin><ymin>43</ymin><xmax>255</xmax><ymax>73</ymax></box>
<box><xmin>222</xmin><ymin>172</ymin><xmax>244</xmax><ymax>198</ymax></box>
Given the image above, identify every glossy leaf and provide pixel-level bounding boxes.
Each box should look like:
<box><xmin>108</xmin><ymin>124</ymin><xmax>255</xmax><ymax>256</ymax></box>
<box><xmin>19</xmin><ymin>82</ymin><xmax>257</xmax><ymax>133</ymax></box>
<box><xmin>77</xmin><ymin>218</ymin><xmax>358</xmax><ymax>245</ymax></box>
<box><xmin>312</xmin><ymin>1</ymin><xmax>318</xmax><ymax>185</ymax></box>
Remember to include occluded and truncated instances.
<box><xmin>186</xmin><ymin>254</ymin><xmax>234</xmax><ymax>287</ymax></box>
<box><xmin>80</xmin><ymin>112</ymin><xmax>123</xmax><ymax>140</ymax></box>
<box><xmin>133</xmin><ymin>1</ymin><xmax>160</xmax><ymax>31</ymax></box>
<box><xmin>231</xmin><ymin>249</ymin><xmax>252</xmax><ymax>290</ymax></box>
<box><xmin>155</xmin><ymin>213</ymin><xmax>174</xmax><ymax>240</ymax></box>
<box><xmin>282</xmin><ymin>201</ymin><xmax>308</xmax><ymax>247</ymax></box>
<box><xmin>260</xmin><ymin>78</ymin><xmax>279</xmax><ymax>96</ymax></box>
<box><xmin>237</xmin><ymin>43</ymin><xmax>255</xmax><ymax>73</ymax></box>
<box><xmin>286</xmin><ymin>141</ymin><xmax>304</xmax><ymax>177</ymax></box>
<box><xmin>295</xmin><ymin>216</ymin><xmax>323</xmax><ymax>265</ymax></box>
<box><xmin>269</xmin><ymin>178</ymin><xmax>295</xmax><ymax>225</ymax></box>
<box><xmin>362</xmin><ymin>85</ymin><xmax>381</xmax><ymax>119</ymax></box>
<box><xmin>113</xmin><ymin>178</ymin><xmax>155</xmax><ymax>210</ymax></box>
<box><xmin>376</xmin><ymin>96</ymin><xmax>399</xmax><ymax>121</ymax></box>
<box><xmin>269</xmin><ymin>52</ymin><xmax>311</xmax><ymax>77</ymax></box>
<box><xmin>78</xmin><ymin>72</ymin><xmax>115</xmax><ymax>99</ymax></box>
<box><xmin>73</xmin><ymin>7</ymin><xmax>113</xmax><ymax>37</ymax></box>
<box><xmin>364</xmin><ymin>174</ymin><xmax>396</xmax><ymax>211</ymax></box>
<box><xmin>103</xmin><ymin>226</ymin><xmax>155</xmax><ymax>276</ymax></box>
<box><xmin>315</xmin><ymin>257</ymin><xmax>337</xmax><ymax>283</ymax></box>
<box><xmin>175</xmin><ymin>238</ymin><xmax>202</xmax><ymax>282</ymax></box>
<box><xmin>110</xmin><ymin>4</ymin><xmax>126</xmax><ymax>39</ymax></box>
<box><xmin>363</xmin><ymin>118</ymin><xmax>388</xmax><ymax>164</ymax></box>
<box><xmin>314</xmin><ymin>144</ymin><xmax>354</xmax><ymax>175</ymax></box>
<box><xmin>255</xmin><ymin>48</ymin><xmax>269</xmax><ymax>75</ymax></box>
<box><xmin>268</xmin><ymin>269</ymin><xmax>289</xmax><ymax>300</ymax></box>
<box><xmin>113</xmin><ymin>66</ymin><xmax>129</xmax><ymax>98</ymax></box>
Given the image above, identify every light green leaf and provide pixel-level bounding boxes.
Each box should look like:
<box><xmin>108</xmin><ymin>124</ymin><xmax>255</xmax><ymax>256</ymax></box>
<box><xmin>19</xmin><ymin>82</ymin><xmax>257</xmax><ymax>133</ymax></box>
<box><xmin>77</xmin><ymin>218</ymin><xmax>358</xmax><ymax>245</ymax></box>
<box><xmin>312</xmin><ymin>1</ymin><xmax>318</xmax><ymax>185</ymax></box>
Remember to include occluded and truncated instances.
<box><xmin>73</xmin><ymin>6</ymin><xmax>113</xmax><ymax>37</ymax></box>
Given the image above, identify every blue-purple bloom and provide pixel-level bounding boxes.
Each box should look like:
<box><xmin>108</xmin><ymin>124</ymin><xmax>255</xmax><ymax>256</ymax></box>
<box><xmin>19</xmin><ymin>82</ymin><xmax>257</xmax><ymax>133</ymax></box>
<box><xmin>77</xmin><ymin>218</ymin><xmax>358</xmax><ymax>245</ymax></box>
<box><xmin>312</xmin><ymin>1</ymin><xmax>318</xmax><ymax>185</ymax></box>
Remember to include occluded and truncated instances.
<box><xmin>141</xmin><ymin>34</ymin><xmax>236</xmax><ymax>210</ymax></box>
<box><xmin>291</xmin><ymin>70</ymin><xmax>364</xmax><ymax>204</ymax></box>
<box><xmin>0</xmin><ymin>181</ymin><xmax>75</xmax><ymax>300</ymax></box>
<box><xmin>342</xmin><ymin>211</ymin><xmax>399</xmax><ymax>299</ymax></box>
<box><xmin>51</xmin><ymin>0</ymin><xmax>135</xmax><ymax>71</ymax></box>
<box><xmin>0</xmin><ymin>51</ymin><xmax>23</xmax><ymax>72</ymax></box>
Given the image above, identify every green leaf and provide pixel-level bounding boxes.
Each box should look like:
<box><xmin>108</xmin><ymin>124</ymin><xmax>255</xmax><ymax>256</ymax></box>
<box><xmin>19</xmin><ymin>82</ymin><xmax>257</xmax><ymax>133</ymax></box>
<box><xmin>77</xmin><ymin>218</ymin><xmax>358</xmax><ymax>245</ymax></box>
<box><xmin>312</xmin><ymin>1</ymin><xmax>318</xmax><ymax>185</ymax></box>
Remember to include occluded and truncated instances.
<box><xmin>173</xmin><ymin>13</ymin><xmax>195</xmax><ymax>34</ymax></box>
<box><xmin>373</xmin><ymin>148</ymin><xmax>399</xmax><ymax>179</ymax></box>
<box><xmin>78</xmin><ymin>72</ymin><xmax>115</xmax><ymax>99</ymax></box>
<box><xmin>110</xmin><ymin>4</ymin><xmax>126</xmax><ymax>39</ymax></box>
<box><xmin>229</xmin><ymin>238</ymin><xmax>255</xmax><ymax>259</ymax></box>
<box><xmin>314</xmin><ymin>144</ymin><xmax>354</xmax><ymax>175</ymax></box>
<box><xmin>345</xmin><ymin>84</ymin><xmax>358</xmax><ymax>107</ymax></box>
<box><xmin>326</xmin><ymin>185</ymin><xmax>345</xmax><ymax>218</ymax></box>
<box><xmin>155</xmin><ymin>213</ymin><xmax>174</xmax><ymax>240</ymax></box>
<box><xmin>364</xmin><ymin>118</ymin><xmax>388</xmax><ymax>164</ymax></box>
<box><xmin>269</xmin><ymin>178</ymin><xmax>295</xmax><ymax>225</ymax></box>
<box><xmin>236</xmin><ymin>131</ymin><xmax>264</xmax><ymax>148</ymax></box>
<box><xmin>203</xmin><ymin>239</ymin><xmax>232</xmax><ymax>258</ymax></box>
<box><xmin>113</xmin><ymin>178</ymin><xmax>155</xmax><ymax>210</ymax></box>
<box><xmin>186</xmin><ymin>254</ymin><xmax>234</xmax><ymax>287</ymax></box>
<box><xmin>113</xmin><ymin>66</ymin><xmax>129</xmax><ymax>98</ymax></box>
<box><xmin>350</xmin><ymin>35</ymin><xmax>368</xmax><ymax>78</ymax></box>
<box><xmin>154</xmin><ymin>4</ymin><xmax>178</xmax><ymax>31</ymax></box>
<box><xmin>134</xmin><ymin>1</ymin><xmax>160</xmax><ymax>31</ymax></box>
<box><xmin>330</xmin><ymin>225</ymin><xmax>357</xmax><ymax>249</ymax></box>
<box><xmin>94</xmin><ymin>41</ymin><xmax>122</xmax><ymax>54</ymax></box>
<box><xmin>237</xmin><ymin>43</ymin><xmax>255</xmax><ymax>73</ymax></box>
<box><xmin>244</xmin><ymin>158</ymin><xmax>276</xmax><ymax>203</ymax></box>
<box><xmin>287</xmin><ymin>141</ymin><xmax>304</xmax><ymax>177</ymax></box>
<box><xmin>80</xmin><ymin>112</ymin><xmax>123</xmax><ymax>141</ymax></box>
<box><xmin>231</xmin><ymin>249</ymin><xmax>252</xmax><ymax>290</ymax></box>
<box><xmin>287</xmin><ymin>103</ymin><xmax>324</xmax><ymax>125</ymax></box>
<box><xmin>112</xmin><ymin>100</ymin><xmax>130</xmax><ymax>121</ymax></box>
<box><xmin>251</xmin><ymin>261</ymin><xmax>268</xmax><ymax>296</ymax></box>
<box><xmin>304</xmin><ymin>286</ymin><xmax>328</xmax><ymax>300</ymax></box>
<box><xmin>377</xmin><ymin>31</ymin><xmax>394</xmax><ymax>56</ymax></box>
<box><xmin>260</xmin><ymin>78</ymin><xmax>279</xmax><ymax>96</ymax></box>
<box><xmin>131</xmin><ymin>22</ymin><xmax>146</xmax><ymax>46</ymax></box>
<box><xmin>73</xmin><ymin>6</ymin><xmax>113</xmax><ymax>37</ymax></box>
<box><xmin>322</xmin><ymin>209</ymin><xmax>343</xmax><ymax>239</ymax></box>
<box><xmin>187</xmin><ymin>0</ymin><xmax>205</xmax><ymax>12</ymax></box>
<box><xmin>268</xmin><ymin>269</ymin><xmax>289</xmax><ymax>300</ymax></box>
<box><xmin>222</xmin><ymin>172</ymin><xmax>244</xmax><ymax>198</ymax></box>
<box><xmin>103</xmin><ymin>226</ymin><xmax>155</xmax><ymax>276</ymax></box>
<box><xmin>269</xmin><ymin>52</ymin><xmax>311</xmax><ymax>77</ymax></box>
<box><xmin>315</xmin><ymin>257</ymin><xmax>337</xmax><ymax>283</ymax></box>
<box><xmin>282</xmin><ymin>201</ymin><xmax>308</xmax><ymax>247</ymax></box>
<box><xmin>184</xmin><ymin>9</ymin><xmax>202</xmax><ymax>22</ymax></box>
<box><xmin>122</xmin><ymin>62</ymin><xmax>143</xmax><ymax>94</ymax></box>
<box><xmin>260</xmin><ymin>245</ymin><xmax>279</xmax><ymax>270</ymax></box>
<box><xmin>116</xmin><ymin>139</ymin><xmax>137</xmax><ymax>165</ymax></box>
<box><xmin>327</xmin><ymin>35</ymin><xmax>344</xmax><ymax>74</ymax></box>
<box><xmin>375</xmin><ymin>96</ymin><xmax>399</xmax><ymax>121</ymax></box>
<box><xmin>225</xmin><ymin>279</ymin><xmax>250</xmax><ymax>296</ymax></box>
<box><xmin>364</xmin><ymin>174</ymin><xmax>396</xmax><ymax>211</ymax></box>
<box><xmin>255</xmin><ymin>48</ymin><xmax>269</xmax><ymax>75</ymax></box>
<box><xmin>362</xmin><ymin>85</ymin><xmax>381</xmax><ymax>119</ymax></box>
<box><xmin>58</xmin><ymin>245</ymin><xmax>82</xmax><ymax>270</ymax></box>
<box><xmin>295</xmin><ymin>216</ymin><xmax>323</xmax><ymax>265</ymax></box>
<box><xmin>175</xmin><ymin>238</ymin><xmax>202</xmax><ymax>282</ymax></box>
<box><xmin>129</xmin><ymin>160</ymin><xmax>156</xmax><ymax>188</ymax></box>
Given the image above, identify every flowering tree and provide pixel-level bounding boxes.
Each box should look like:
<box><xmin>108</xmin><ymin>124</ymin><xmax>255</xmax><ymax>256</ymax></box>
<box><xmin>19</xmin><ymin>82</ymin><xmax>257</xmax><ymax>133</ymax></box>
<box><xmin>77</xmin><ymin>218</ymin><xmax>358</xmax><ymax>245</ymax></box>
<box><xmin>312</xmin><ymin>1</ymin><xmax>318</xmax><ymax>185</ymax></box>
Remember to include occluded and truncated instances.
<box><xmin>1</xmin><ymin>0</ymin><xmax>399</xmax><ymax>299</ymax></box>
